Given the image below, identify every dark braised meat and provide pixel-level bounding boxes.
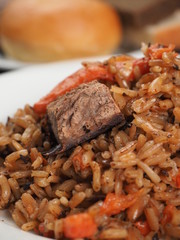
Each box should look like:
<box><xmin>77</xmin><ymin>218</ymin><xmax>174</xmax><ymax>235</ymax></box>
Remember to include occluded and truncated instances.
<box><xmin>47</xmin><ymin>81</ymin><xmax>124</xmax><ymax>152</ymax></box>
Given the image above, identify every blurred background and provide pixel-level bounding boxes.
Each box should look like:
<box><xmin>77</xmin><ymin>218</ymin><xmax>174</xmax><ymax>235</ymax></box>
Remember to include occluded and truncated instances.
<box><xmin>0</xmin><ymin>0</ymin><xmax>180</xmax><ymax>72</ymax></box>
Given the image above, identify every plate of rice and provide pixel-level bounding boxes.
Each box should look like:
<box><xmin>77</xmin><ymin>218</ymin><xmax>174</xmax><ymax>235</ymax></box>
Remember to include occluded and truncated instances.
<box><xmin>0</xmin><ymin>44</ymin><xmax>180</xmax><ymax>240</ymax></box>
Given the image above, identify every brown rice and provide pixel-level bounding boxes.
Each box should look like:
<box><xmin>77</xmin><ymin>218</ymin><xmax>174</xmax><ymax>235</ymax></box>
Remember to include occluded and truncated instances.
<box><xmin>1</xmin><ymin>43</ymin><xmax>180</xmax><ymax>239</ymax></box>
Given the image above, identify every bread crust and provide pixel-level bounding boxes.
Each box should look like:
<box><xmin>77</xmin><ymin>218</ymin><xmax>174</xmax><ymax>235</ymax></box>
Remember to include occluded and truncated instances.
<box><xmin>0</xmin><ymin>0</ymin><xmax>122</xmax><ymax>62</ymax></box>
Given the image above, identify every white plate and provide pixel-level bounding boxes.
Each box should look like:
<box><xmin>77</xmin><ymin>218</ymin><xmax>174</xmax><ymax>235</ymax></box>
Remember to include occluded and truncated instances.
<box><xmin>0</xmin><ymin>50</ymin><xmax>142</xmax><ymax>239</ymax></box>
<box><xmin>0</xmin><ymin>53</ymin><xmax>28</xmax><ymax>70</ymax></box>
<box><xmin>0</xmin><ymin>50</ymin><xmax>142</xmax><ymax>71</ymax></box>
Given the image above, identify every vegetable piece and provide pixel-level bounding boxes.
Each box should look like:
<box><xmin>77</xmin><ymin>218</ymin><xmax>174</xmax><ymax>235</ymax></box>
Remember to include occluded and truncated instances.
<box><xmin>34</xmin><ymin>44</ymin><xmax>176</xmax><ymax>115</ymax></box>
<box><xmin>63</xmin><ymin>212</ymin><xmax>97</xmax><ymax>239</ymax></box>
<box><xmin>133</xmin><ymin>58</ymin><xmax>149</xmax><ymax>77</ymax></box>
<box><xmin>72</xmin><ymin>148</ymin><xmax>85</xmax><ymax>170</ymax></box>
<box><xmin>36</xmin><ymin>223</ymin><xmax>54</xmax><ymax>238</ymax></box>
<box><xmin>134</xmin><ymin>221</ymin><xmax>151</xmax><ymax>236</ymax></box>
<box><xmin>34</xmin><ymin>56</ymin><xmax>150</xmax><ymax>114</ymax></box>
<box><xmin>161</xmin><ymin>205</ymin><xmax>175</xmax><ymax>226</ymax></box>
<box><xmin>172</xmin><ymin>170</ymin><xmax>180</xmax><ymax>188</ymax></box>
<box><xmin>34</xmin><ymin>65</ymin><xmax>114</xmax><ymax>114</ymax></box>
<box><xmin>176</xmin><ymin>173</ymin><xmax>180</xmax><ymax>188</ymax></box>
<box><xmin>100</xmin><ymin>189</ymin><xmax>143</xmax><ymax>216</ymax></box>
<box><xmin>109</xmin><ymin>55</ymin><xmax>149</xmax><ymax>82</ymax></box>
<box><xmin>147</xmin><ymin>43</ymin><xmax>176</xmax><ymax>59</ymax></box>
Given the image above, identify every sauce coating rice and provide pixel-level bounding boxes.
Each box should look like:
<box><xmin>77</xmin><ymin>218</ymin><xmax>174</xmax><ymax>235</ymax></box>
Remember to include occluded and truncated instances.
<box><xmin>1</xmin><ymin>43</ymin><xmax>180</xmax><ymax>239</ymax></box>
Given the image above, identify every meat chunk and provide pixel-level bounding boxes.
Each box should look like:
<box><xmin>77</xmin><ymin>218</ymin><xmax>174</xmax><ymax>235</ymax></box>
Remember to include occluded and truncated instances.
<box><xmin>47</xmin><ymin>81</ymin><xmax>124</xmax><ymax>152</ymax></box>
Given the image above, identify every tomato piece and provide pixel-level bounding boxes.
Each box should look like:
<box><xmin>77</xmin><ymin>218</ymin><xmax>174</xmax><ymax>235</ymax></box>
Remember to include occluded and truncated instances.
<box><xmin>148</xmin><ymin>43</ymin><xmax>176</xmax><ymax>59</ymax></box>
<box><xmin>172</xmin><ymin>170</ymin><xmax>180</xmax><ymax>188</ymax></box>
<box><xmin>161</xmin><ymin>205</ymin><xmax>175</xmax><ymax>226</ymax></box>
<box><xmin>133</xmin><ymin>57</ymin><xmax>149</xmax><ymax>77</ymax></box>
<box><xmin>33</xmin><ymin>54</ymin><xmax>152</xmax><ymax>115</ymax></box>
<box><xmin>72</xmin><ymin>148</ymin><xmax>87</xmax><ymax>171</ymax></box>
<box><xmin>63</xmin><ymin>213</ymin><xmax>97</xmax><ymax>239</ymax></box>
<box><xmin>38</xmin><ymin>223</ymin><xmax>54</xmax><ymax>238</ymax></box>
<box><xmin>33</xmin><ymin>65</ymin><xmax>114</xmax><ymax>114</ymax></box>
<box><xmin>134</xmin><ymin>221</ymin><xmax>151</xmax><ymax>236</ymax></box>
<box><xmin>43</xmin><ymin>231</ymin><xmax>54</xmax><ymax>238</ymax></box>
<box><xmin>101</xmin><ymin>189</ymin><xmax>143</xmax><ymax>216</ymax></box>
<box><xmin>110</xmin><ymin>55</ymin><xmax>149</xmax><ymax>82</ymax></box>
<box><xmin>38</xmin><ymin>223</ymin><xmax>45</xmax><ymax>234</ymax></box>
<box><xmin>176</xmin><ymin>173</ymin><xmax>180</xmax><ymax>188</ymax></box>
<box><xmin>34</xmin><ymin>227</ymin><xmax>39</xmax><ymax>235</ymax></box>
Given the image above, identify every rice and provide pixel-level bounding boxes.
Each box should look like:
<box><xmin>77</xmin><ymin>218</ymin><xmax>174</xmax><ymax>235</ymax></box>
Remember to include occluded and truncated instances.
<box><xmin>1</xmin><ymin>43</ymin><xmax>180</xmax><ymax>239</ymax></box>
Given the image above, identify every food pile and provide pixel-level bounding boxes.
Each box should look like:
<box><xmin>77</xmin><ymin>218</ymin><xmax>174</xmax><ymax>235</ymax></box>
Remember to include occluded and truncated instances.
<box><xmin>0</xmin><ymin>43</ymin><xmax>180</xmax><ymax>239</ymax></box>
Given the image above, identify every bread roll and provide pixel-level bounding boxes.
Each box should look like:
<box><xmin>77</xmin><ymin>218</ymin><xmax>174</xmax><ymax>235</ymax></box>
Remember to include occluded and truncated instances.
<box><xmin>0</xmin><ymin>0</ymin><xmax>122</xmax><ymax>62</ymax></box>
<box><xmin>123</xmin><ymin>10</ymin><xmax>180</xmax><ymax>49</ymax></box>
<box><xmin>105</xmin><ymin>0</ymin><xmax>180</xmax><ymax>28</ymax></box>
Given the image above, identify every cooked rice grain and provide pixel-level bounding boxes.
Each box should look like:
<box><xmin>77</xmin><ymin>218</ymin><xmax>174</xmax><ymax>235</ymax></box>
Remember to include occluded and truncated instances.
<box><xmin>1</xmin><ymin>44</ymin><xmax>180</xmax><ymax>239</ymax></box>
